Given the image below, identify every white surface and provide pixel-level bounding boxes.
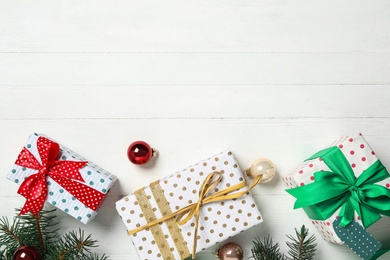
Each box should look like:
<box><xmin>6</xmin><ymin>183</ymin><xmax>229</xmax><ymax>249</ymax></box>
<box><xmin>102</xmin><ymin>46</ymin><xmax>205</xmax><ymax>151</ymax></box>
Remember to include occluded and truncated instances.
<box><xmin>1</xmin><ymin>1</ymin><xmax>390</xmax><ymax>260</ymax></box>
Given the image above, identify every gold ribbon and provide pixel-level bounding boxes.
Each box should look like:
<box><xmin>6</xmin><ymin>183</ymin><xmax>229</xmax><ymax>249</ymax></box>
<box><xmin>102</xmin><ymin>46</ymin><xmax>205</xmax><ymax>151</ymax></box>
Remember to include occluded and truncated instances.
<box><xmin>128</xmin><ymin>171</ymin><xmax>263</xmax><ymax>259</ymax></box>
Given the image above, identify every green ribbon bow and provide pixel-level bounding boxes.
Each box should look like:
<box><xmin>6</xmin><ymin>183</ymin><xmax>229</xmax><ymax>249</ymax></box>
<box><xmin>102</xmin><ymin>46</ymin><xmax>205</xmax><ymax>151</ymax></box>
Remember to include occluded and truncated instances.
<box><xmin>287</xmin><ymin>146</ymin><xmax>390</xmax><ymax>228</ymax></box>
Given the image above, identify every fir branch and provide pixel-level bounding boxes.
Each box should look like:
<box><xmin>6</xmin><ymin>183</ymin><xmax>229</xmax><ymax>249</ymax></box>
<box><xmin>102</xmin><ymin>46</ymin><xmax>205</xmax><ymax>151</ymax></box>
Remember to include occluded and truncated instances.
<box><xmin>48</xmin><ymin>229</ymin><xmax>102</xmax><ymax>260</ymax></box>
<box><xmin>0</xmin><ymin>217</ymin><xmax>22</xmax><ymax>247</ymax></box>
<box><xmin>0</xmin><ymin>249</ymin><xmax>7</xmax><ymax>260</ymax></box>
<box><xmin>16</xmin><ymin>208</ymin><xmax>59</xmax><ymax>257</ymax></box>
<box><xmin>251</xmin><ymin>225</ymin><xmax>317</xmax><ymax>260</ymax></box>
<box><xmin>0</xmin><ymin>216</ymin><xmax>25</xmax><ymax>259</ymax></box>
<box><xmin>251</xmin><ymin>235</ymin><xmax>285</xmax><ymax>260</ymax></box>
<box><xmin>286</xmin><ymin>225</ymin><xmax>317</xmax><ymax>260</ymax></box>
<box><xmin>34</xmin><ymin>213</ymin><xmax>45</xmax><ymax>257</ymax></box>
<box><xmin>0</xmin><ymin>209</ymin><xmax>107</xmax><ymax>260</ymax></box>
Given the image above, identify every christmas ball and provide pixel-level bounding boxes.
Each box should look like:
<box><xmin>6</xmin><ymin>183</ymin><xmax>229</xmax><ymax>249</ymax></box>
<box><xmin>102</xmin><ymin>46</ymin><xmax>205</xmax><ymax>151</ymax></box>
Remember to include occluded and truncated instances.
<box><xmin>127</xmin><ymin>141</ymin><xmax>157</xmax><ymax>165</ymax></box>
<box><xmin>13</xmin><ymin>246</ymin><xmax>40</xmax><ymax>260</ymax></box>
<box><xmin>217</xmin><ymin>242</ymin><xmax>244</xmax><ymax>260</ymax></box>
<box><xmin>246</xmin><ymin>158</ymin><xmax>275</xmax><ymax>183</ymax></box>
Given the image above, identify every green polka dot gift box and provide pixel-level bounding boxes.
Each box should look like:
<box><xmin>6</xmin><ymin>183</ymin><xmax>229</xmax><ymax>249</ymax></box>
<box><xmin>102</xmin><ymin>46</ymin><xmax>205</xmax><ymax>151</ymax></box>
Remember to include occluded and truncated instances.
<box><xmin>115</xmin><ymin>150</ymin><xmax>263</xmax><ymax>260</ymax></box>
<box><xmin>284</xmin><ymin>134</ymin><xmax>390</xmax><ymax>259</ymax></box>
<box><xmin>7</xmin><ymin>133</ymin><xmax>117</xmax><ymax>224</ymax></box>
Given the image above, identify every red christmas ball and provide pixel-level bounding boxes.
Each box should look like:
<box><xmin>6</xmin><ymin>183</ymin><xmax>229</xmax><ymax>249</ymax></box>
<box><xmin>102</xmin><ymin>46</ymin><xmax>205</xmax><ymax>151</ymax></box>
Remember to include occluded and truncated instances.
<box><xmin>127</xmin><ymin>141</ymin><xmax>155</xmax><ymax>165</ymax></box>
<box><xmin>13</xmin><ymin>246</ymin><xmax>40</xmax><ymax>260</ymax></box>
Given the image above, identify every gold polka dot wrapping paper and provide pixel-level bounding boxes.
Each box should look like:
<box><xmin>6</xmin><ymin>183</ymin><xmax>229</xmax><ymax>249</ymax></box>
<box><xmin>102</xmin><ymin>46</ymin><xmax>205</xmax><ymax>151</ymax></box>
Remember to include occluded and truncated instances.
<box><xmin>7</xmin><ymin>133</ymin><xmax>118</xmax><ymax>224</ymax></box>
<box><xmin>115</xmin><ymin>150</ymin><xmax>263</xmax><ymax>260</ymax></box>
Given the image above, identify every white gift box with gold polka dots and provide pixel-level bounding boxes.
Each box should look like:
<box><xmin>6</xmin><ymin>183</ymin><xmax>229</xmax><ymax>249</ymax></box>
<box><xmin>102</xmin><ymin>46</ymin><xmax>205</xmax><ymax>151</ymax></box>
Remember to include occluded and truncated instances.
<box><xmin>116</xmin><ymin>150</ymin><xmax>263</xmax><ymax>260</ymax></box>
<box><xmin>7</xmin><ymin>133</ymin><xmax>117</xmax><ymax>224</ymax></box>
<box><xmin>283</xmin><ymin>133</ymin><xmax>389</xmax><ymax>244</ymax></box>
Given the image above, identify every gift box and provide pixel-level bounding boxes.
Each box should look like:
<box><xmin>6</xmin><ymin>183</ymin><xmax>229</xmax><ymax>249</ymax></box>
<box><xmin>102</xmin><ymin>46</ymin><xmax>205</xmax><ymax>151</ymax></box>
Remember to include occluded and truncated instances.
<box><xmin>116</xmin><ymin>150</ymin><xmax>263</xmax><ymax>260</ymax></box>
<box><xmin>7</xmin><ymin>133</ymin><xmax>117</xmax><ymax>224</ymax></box>
<box><xmin>284</xmin><ymin>134</ymin><xmax>390</xmax><ymax>259</ymax></box>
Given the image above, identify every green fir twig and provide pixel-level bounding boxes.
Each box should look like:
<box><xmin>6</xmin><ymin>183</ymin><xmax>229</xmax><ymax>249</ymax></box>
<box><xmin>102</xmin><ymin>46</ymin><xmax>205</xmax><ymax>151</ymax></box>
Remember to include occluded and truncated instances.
<box><xmin>0</xmin><ymin>209</ymin><xmax>108</xmax><ymax>260</ymax></box>
<box><xmin>0</xmin><ymin>217</ymin><xmax>23</xmax><ymax>259</ymax></box>
<box><xmin>251</xmin><ymin>225</ymin><xmax>317</xmax><ymax>260</ymax></box>
<box><xmin>50</xmin><ymin>229</ymin><xmax>101</xmax><ymax>260</ymax></box>
<box><xmin>251</xmin><ymin>235</ymin><xmax>285</xmax><ymax>260</ymax></box>
<box><xmin>286</xmin><ymin>225</ymin><xmax>316</xmax><ymax>260</ymax></box>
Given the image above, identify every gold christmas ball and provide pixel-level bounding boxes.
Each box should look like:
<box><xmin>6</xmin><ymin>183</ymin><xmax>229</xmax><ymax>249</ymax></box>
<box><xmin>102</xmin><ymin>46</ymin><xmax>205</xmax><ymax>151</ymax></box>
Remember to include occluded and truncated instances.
<box><xmin>217</xmin><ymin>242</ymin><xmax>243</xmax><ymax>260</ymax></box>
<box><xmin>246</xmin><ymin>158</ymin><xmax>275</xmax><ymax>183</ymax></box>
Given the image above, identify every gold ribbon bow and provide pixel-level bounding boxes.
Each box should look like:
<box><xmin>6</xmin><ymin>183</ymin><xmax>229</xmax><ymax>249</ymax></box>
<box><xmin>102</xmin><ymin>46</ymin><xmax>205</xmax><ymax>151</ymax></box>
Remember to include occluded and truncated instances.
<box><xmin>128</xmin><ymin>171</ymin><xmax>263</xmax><ymax>259</ymax></box>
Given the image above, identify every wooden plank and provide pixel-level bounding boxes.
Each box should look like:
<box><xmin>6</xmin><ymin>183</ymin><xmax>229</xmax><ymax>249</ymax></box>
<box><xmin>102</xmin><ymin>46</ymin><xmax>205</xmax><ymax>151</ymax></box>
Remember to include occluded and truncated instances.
<box><xmin>0</xmin><ymin>0</ymin><xmax>389</xmax><ymax>53</ymax></box>
<box><xmin>1</xmin><ymin>86</ymin><xmax>389</xmax><ymax>119</ymax></box>
<box><xmin>1</xmin><ymin>53</ymin><xmax>390</xmax><ymax>86</ymax></box>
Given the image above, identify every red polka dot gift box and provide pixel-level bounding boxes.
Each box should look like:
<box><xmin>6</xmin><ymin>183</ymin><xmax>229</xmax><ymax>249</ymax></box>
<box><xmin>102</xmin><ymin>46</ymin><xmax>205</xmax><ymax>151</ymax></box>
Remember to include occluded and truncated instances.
<box><xmin>7</xmin><ymin>133</ymin><xmax>117</xmax><ymax>224</ymax></box>
<box><xmin>283</xmin><ymin>134</ymin><xmax>390</xmax><ymax>258</ymax></box>
<box><xmin>115</xmin><ymin>150</ymin><xmax>263</xmax><ymax>260</ymax></box>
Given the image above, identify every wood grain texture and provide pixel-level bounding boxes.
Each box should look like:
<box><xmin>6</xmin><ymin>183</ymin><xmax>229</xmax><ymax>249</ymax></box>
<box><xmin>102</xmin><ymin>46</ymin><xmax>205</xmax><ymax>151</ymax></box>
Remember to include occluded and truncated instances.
<box><xmin>1</xmin><ymin>86</ymin><xmax>390</xmax><ymax>119</ymax></box>
<box><xmin>1</xmin><ymin>0</ymin><xmax>389</xmax><ymax>259</ymax></box>
<box><xmin>1</xmin><ymin>53</ymin><xmax>390</xmax><ymax>85</ymax></box>
<box><xmin>1</xmin><ymin>0</ymin><xmax>389</xmax><ymax>53</ymax></box>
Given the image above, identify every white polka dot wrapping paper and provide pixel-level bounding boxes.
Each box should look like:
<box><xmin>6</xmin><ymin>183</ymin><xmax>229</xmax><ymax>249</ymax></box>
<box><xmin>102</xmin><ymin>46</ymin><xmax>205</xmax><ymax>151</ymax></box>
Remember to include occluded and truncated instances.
<box><xmin>115</xmin><ymin>150</ymin><xmax>263</xmax><ymax>260</ymax></box>
<box><xmin>6</xmin><ymin>133</ymin><xmax>118</xmax><ymax>224</ymax></box>
<box><xmin>283</xmin><ymin>134</ymin><xmax>390</xmax><ymax>259</ymax></box>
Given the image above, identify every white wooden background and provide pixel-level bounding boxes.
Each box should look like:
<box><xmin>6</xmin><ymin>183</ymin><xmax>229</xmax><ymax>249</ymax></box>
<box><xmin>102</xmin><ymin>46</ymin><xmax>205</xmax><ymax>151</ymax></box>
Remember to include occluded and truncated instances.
<box><xmin>1</xmin><ymin>1</ymin><xmax>390</xmax><ymax>259</ymax></box>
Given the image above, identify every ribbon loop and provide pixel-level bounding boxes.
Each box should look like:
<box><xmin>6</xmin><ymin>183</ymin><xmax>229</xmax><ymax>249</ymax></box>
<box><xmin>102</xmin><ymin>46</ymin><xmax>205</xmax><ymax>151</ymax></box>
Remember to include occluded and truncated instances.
<box><xmin>15</xmin><ymin>136</ymin><xmax>105</xmax><ymax>215</ymax></box>
<box><xmin>128</xmin><ymin>171</ymin><xmax>262</xmax><ymax>259</ymax></box>
<box><xmin>287</xmin><ymin>146</ymin><xmax>390</xmax><ymax>228</ymax></box>
<box><xmin>176</xmin><ymin>172</ymin><xmax>222</xmax><ymax>226</ymax></box>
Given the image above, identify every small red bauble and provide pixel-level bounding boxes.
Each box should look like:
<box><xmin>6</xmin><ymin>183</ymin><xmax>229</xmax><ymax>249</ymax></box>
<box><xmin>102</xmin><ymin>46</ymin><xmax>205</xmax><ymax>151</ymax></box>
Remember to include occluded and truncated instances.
<box><xmin>13</xmin><ymin>246</ymin><xmax>40</xmax><ymax>260</ymax></box>
<box><xmin>127</xmin><ymin>141</ymin><xmax>157</xmax><ymax>165</ymax></box>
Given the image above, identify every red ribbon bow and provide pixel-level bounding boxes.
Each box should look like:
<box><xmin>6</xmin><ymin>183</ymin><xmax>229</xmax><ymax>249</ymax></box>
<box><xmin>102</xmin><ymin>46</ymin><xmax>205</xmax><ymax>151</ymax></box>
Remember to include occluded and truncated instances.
<box><xmin>15</xmin><ymin>136</ymin><xmax>105</xmax><ymax>215</ymax></box>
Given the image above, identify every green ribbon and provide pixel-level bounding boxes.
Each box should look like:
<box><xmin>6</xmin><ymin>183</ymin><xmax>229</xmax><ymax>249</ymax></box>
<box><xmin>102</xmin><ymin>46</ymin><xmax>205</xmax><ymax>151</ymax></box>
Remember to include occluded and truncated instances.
<box><xmin>287</xmin><ymin>146</ymin><xmax>390</xmax><ymax>228</ymax></box>
<box><xmin>372</xmin><ymin>248</ymin><xmax>390</xmax><ymax>260</ymax></box>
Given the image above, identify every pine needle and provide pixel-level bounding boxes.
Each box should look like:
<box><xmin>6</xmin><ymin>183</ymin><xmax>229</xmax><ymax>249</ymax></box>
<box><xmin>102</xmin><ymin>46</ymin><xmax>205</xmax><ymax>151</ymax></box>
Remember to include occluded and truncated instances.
<box><xmin>251</xmin><ymin>225</ymin><xmax>317</xmax><ymax>260</ymax></box>
<box><xmin>286</xmin><ymin>225</ymin><xmax>317</xmax><ymax>260</ymax></box>
<box><xmin>251</xmin><ymin>235</ymin><xmax>285</xmax><ymax>260</ymax></box>
<box><xmin>0</xmin><ymin>209</ymin><xmax>107</xmax><ymax>260</ymax></box>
